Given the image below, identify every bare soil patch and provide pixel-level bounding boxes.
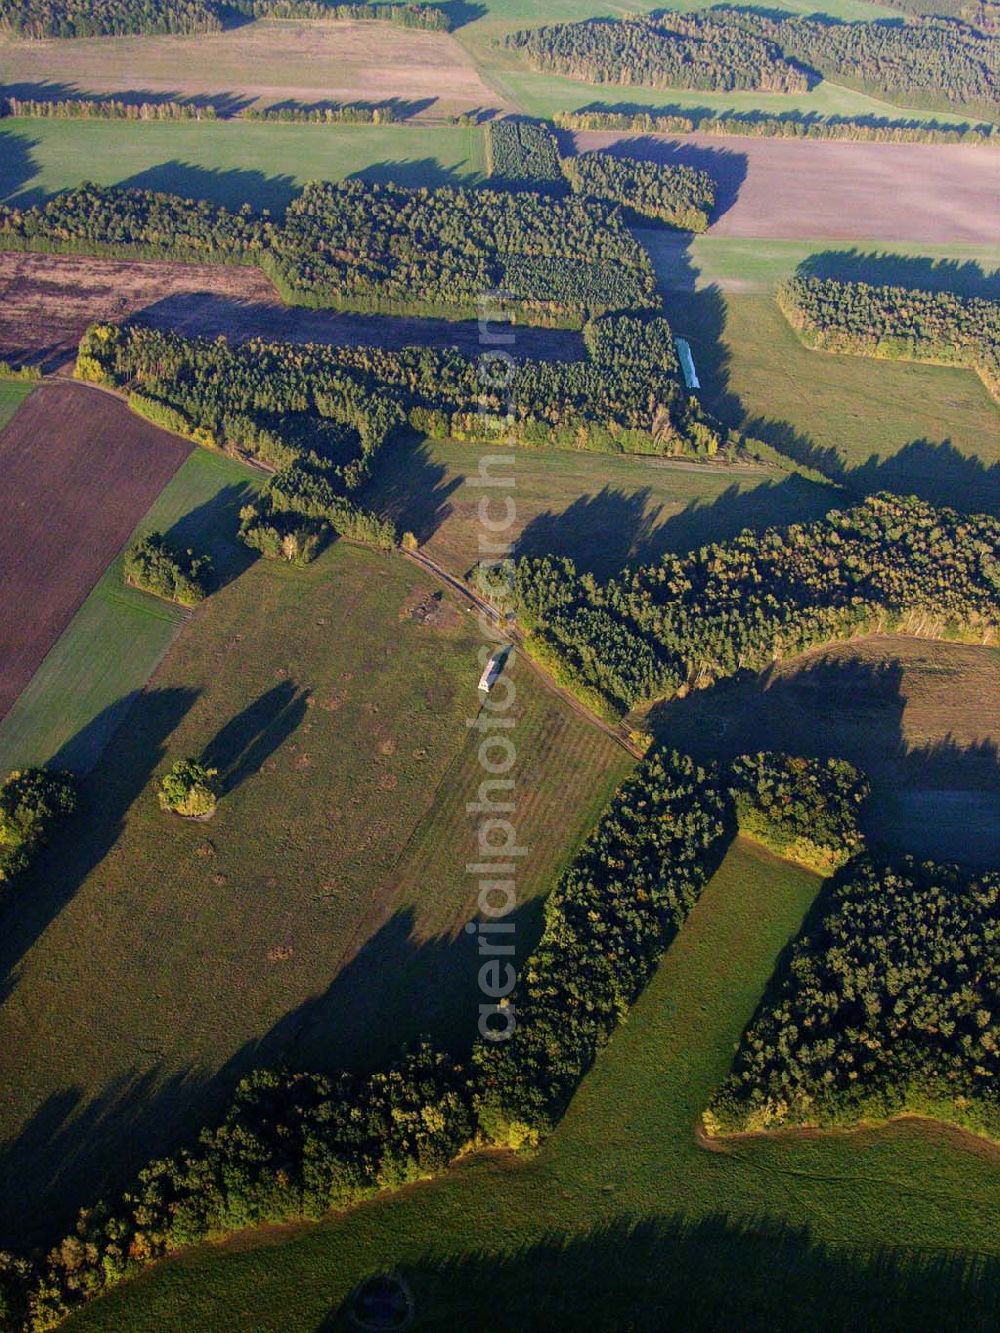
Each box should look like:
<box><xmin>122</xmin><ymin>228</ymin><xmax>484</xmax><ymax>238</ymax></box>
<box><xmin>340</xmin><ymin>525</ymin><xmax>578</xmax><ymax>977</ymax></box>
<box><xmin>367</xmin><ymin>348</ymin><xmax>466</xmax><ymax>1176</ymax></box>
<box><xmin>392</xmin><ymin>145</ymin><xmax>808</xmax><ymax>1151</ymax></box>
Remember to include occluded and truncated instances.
<box><xmin>0</xmin><ymin>252</ymin><xmax>581</xmax><ymax>371</ymax></box>
<box><xmin>0</xmin><ymin>20</ymin><xmax>501</xmax><ymax>117</ymax></box>
<box><xmin>0</xmin><ymin>381</ymin><xmax>190</xmax><ymax>719</ymax></box>
<box><xmin>573</xmin><ymin>132</ymin><xmax>1000</xmax><ymax>245</ymax></box>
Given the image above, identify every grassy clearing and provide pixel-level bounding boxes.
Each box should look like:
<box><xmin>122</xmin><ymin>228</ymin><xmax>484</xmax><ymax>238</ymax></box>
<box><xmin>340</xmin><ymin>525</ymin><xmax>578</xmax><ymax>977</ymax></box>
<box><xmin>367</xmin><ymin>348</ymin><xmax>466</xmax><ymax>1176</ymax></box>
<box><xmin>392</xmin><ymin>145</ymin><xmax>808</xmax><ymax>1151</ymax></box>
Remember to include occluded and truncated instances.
<box><xmin>65</xmin><ymin>836</ymin><xmax>1000</xmax><ymax>1331</ymax></box>
<box><xmin>364</xmin><ymin>435</ymin><xmax>839</xmax><ymax>581</ymax></box>
<box><xmin>0</xmin><ymin>447</ymin><xmax>256</xmax><ymax>776</ymax></box>
<box><xmin>664</xmin><ymin>287</ymin><xmax>1000</xmax><ymax>501</ymax></box>
<box><xmin>0</xmin><ymin>376</ymin><xmax>34</xmax><ymax>427</ymax></box>
<box><xmin>0</xmin><ymin>540</ymin><xmax>627</xmax><ymax>1247</ymax></box>
<box><xmin>0</xmin><ymin>118</ymin><xmax>486</xmax><ymax>209</ymax></box>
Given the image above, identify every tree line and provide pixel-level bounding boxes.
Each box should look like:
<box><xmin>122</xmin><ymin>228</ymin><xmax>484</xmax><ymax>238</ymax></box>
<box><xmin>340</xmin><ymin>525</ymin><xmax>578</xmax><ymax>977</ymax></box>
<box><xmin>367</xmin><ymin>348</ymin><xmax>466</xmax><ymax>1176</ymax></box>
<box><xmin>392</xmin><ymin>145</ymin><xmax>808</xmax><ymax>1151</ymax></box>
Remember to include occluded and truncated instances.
<box><xmin>725</xmin><ymin>6</ymin><xmax>1000</xmax><ymax>121</ymax></box>
<box><xmin>562</xmin><ymin>151</ymin><xmax>715</xmax><ymax>231</ymax></box>
<box><xmin>778</xmin><ymin>275</ymin><xmax>1000</xmax><ymax>405</ymax></box>
<box><xmin>77</xmin><ymin>307</ymin><xmax>728</xmax><ymax>465</ymax></box>
<box><xmin>0</xmin><ymin>180</ymin><xmax>658</xmax><ymax>328</ymax></box>
<box><xmin>0</xmin><ymin>95</ymin><xmax>397</xmax><ymax>123</ymax></box>
<box><xmin>555</xmin><ymin>106</ymin><xmax>999</xmax><ymax>146</ymax></box>
<box><xmin>708</xmin><ymin>856</ymin><xmax>1000</xmax><ymax>1141</ymax></box>
<box><xmin>508</xmin><ymin>8</ymin><xmax>1000</xmax><ymax>120</ymax></box>
<box><xmin>0</xmin><ymin>0</ymin><xmax>449</xmax><ymax>37</ymax></box>
<box><xmin>510</xmin><ymin>493</ymin><xmax>1000</xmax><ymax>714</ymax></box>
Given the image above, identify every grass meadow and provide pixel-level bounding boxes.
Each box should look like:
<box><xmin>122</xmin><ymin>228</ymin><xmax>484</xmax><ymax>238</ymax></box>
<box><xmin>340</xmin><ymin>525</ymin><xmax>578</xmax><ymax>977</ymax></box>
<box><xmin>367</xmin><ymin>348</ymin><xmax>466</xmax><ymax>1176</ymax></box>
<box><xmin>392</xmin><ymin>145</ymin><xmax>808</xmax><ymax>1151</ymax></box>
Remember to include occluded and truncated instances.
<box><xmin>0</xmin><ymin>119</ymin><xmax>486</xmax><ymax>209</ymax></box>
<box><xmin>0</xmin><ymin>447</ymin><xmax>257</xmax><ymax>776</ymax></box>
<box><xmin>0</xmin><ymin>539</ymin><xmax>628</xmax><ymax>1248</ymax></box>
<box><xmin>365</xmin><ymin>434</ymin><xmax>839</xmax><ymax>581</ymax></box>
<box><xmin>61</xmin><ymin>837</ymin><xmax>1000</xmax><ymax>1331</ymax></box>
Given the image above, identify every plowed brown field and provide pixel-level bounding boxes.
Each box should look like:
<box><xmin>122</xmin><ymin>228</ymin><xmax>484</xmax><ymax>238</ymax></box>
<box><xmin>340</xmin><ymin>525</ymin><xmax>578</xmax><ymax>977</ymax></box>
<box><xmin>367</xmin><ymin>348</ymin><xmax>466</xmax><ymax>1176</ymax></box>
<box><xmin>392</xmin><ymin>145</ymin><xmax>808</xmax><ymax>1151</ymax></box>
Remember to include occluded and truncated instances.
<box><xmin>0</xmin><ymin>381</ymin><xmax>189</xmax><ymax>719</ymax></box>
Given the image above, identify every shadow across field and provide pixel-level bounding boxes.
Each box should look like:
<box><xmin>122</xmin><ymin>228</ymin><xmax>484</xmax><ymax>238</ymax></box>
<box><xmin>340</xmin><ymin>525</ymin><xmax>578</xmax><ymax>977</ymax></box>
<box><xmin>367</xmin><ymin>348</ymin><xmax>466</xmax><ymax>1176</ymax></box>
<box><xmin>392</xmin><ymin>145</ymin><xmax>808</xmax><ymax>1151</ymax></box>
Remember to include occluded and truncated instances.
<box><xmin>325</xmin><ymin>1212</ymin><xmax>1000</xmax><ymax>1331</ymax></box>
<box><xmin>0</xmin><ymin>80</ymin><xmax>256</xmax><ymax>117</ymax></box>
<box><xmin>648</xmin><ymin>653</ymin><xmax>1000</xmax><ymax>864</ymax></box>
<box><xmin>119</xmin><ymin>161</ymin><xmax>298</xmax><ymax>212</ymax></box>
<box><xmin>347</xmin><ymin>157</ymin><xmax>483</xmax><ymax>190</ymax></box>
<box><xmin>798</xmin><ymin>248</ymin><xmax>1000</xmax><ymax>300</ymax></box>
<box><xmin>0</xmin><ymin>895</ymin><xmax>544</xmax><ymax>1249</ymax></box>
<box><xmin>0</xmin><ymin>687</ymin><xmax>198</xmax><ymax>1006</ymax></box>
<box><xmin>202</xmin><ymin>679</ymin><xmax>310</xmax><ymax>796</ymax></box>
<box><xmin>363</xmin><ymin>436</ymin><xmax>462</xmax><ymax>545</ymax></box>
<box><xmin>0</xmin><ymin>125</ymin><xmax>39</xmax><ymax>201</ymax></box>
<box><xmin>513</xmin><ymin>474</ymin><xmax>837</xmax><ymax>579</ymax></box>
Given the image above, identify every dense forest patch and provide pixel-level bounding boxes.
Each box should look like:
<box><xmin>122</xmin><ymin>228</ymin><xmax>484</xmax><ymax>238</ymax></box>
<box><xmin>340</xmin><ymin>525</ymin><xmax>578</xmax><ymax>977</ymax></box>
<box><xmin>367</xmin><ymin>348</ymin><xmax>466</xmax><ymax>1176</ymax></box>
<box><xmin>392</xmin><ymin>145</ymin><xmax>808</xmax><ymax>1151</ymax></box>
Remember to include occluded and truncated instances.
<box><xmin>511</xmin><ymin>493</ymin><xmax>1000</xmax><ymax>713</ymax></box>
<box><xmin>0</xmin><ymin>180</ymin><xmax>658</xmax><ymax>327</ymax></box>
<box><xmin>709</xmin><ymin>856</ymin><xmax>1000</xmax><ymax>1140</ymax></box>
<box><xmin>507</xmin><ymin>8</ymin><xmax>1000</xmax><ymax>120</ymax></box>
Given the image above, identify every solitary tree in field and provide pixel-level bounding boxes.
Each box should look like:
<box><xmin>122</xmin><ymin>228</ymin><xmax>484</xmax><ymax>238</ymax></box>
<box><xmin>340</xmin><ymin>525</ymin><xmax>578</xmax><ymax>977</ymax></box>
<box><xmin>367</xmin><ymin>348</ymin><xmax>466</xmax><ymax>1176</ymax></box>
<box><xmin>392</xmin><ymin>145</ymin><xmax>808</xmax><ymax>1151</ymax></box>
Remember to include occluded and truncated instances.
<box><xmin>158</xmin><ymin>760</ymin><xmax>219</xmax><ymax>818</ymax></box>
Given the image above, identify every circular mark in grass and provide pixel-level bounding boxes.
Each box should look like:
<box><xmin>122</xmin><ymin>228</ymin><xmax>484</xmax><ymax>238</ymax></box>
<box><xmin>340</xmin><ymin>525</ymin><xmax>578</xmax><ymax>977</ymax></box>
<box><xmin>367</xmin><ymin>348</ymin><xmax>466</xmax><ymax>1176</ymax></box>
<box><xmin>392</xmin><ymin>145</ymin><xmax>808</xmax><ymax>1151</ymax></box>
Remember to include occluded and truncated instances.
<box><xmin>346</xmin><ymin>1272</ymin><xmax>414</xmax><ymax>1331</ymax></box>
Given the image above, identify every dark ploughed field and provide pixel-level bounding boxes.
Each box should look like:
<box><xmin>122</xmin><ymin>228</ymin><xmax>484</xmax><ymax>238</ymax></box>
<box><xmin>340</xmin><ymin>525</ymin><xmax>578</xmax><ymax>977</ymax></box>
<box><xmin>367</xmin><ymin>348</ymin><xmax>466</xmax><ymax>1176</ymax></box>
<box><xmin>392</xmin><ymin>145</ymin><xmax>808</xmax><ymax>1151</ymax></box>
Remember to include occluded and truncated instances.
<box><xmin>0</xmin><ymin>382</ymin><xmax>190</xmax><ymax>719</ymax></box>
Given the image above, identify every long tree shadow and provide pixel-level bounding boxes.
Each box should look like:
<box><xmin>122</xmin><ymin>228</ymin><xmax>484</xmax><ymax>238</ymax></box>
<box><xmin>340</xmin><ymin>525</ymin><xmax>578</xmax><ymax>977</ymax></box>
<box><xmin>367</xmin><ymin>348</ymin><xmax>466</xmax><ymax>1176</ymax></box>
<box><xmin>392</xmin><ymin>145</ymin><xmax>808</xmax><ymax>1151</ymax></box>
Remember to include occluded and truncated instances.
<box><xmin>202</xmin><ymin>679</ymin><xmax>310</xmax><ymax>796</ymax></box>
<box><xmin>360</xmin><ymin>434</ymin><xmax>462</xmax><ymax>545</ymax></box>
<box><xmin>0</xmin><ymin>81</ymin><xmax>256</xmax><ymax>117</ymax></box>
<box><xmin>798</xmin><ymin>248</ymin><xmax>1000</xmax><ymax>300</ymax></box>
<box><xmin>0</xmin><ymin>687</ymin><xmax>198</xmax><ymax>1006</ymax></box>
<box><xmin>348</xmin><ymin>157</ymin><xmax>484</xmax><ymax>190</ymax></box>
<box><xmin>325</xmin><ymin>1212</ymin><xmax>1000</xmax><ymax>1331</ymax></box>
<box><xmin>0</xmin><ymin>125</ymin><xmax>39</xmax><ymax>201</ymax></box>
<box><xmin>647</xmin><ymin>651</ymin><xmax>1000</xmax><ymax>864</ymax></box>
<box><xmin>132</xmin><ymin>291</ymin><xmax>583</xmax><ymax>360</ymax></box>
<box><xmin>0</xmin><ymin>898</ymin><xmax>542</xmax><ymax>1248</ymax></box>
<box><xmin>161</xmin><ymin>479</ymin><xmax>258</xmax><ymax>589</ymax></box>
<box><xmin>118</xmin><ymin>162</ymin><xmax>297</xmax><ymax>213</ymax></box>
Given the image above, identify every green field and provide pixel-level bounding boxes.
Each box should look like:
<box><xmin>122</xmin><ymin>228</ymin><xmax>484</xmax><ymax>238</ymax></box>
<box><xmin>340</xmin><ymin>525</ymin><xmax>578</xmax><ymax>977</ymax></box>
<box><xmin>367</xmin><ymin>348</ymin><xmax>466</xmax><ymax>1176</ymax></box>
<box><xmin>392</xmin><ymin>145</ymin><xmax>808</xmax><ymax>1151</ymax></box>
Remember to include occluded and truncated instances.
<box><xmin>63</xmin><ymin>836</ymin><xmax>1000</xmax><ymax>1331</ymax></box>
<box><xmin>365</xmin><ymin>434</ymin><xmax>839</xmax><ymax>581</ymax></box>
<box><xmin>0</xmin><ymin>538</ymin><xmax>628</xmax><ymax>1247</ymax></box>
<box><xmin>0</xmin><ymin>447</ymin><xmax>257</xmax><ymax>777</ymax></box>
<box><xmin>0</xmin><ymin>376</ymin><xmax>34</xmax><ymax>427</ymax></box>
<box><xmin>0</xmin><ymin>119</ymin><xmax>486</xmax><ymax>209</ymax></box>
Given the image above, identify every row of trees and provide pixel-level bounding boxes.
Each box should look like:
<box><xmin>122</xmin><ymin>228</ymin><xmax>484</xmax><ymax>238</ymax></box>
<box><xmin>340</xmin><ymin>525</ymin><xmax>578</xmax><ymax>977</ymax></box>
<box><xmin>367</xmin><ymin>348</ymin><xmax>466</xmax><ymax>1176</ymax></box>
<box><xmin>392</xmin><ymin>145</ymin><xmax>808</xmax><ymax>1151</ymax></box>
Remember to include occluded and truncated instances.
<box><xmin>504</xmin><ymin>13</ymin><xmax>807</xmax><ymax>94</ymax></box>
<box><xmin>709</xmin><ymin>856</ymin><xmax>1000</xmax><ymax>1139</ymax></box>
<box><xmin>0</xmin><ymin>180</ymin><xmax>658</xmax><ymax>327</ymax></box>
<box><xmin>778</xmin><ymin>275</ymin><xmax>1000</xmax><ymax>405</ymax></box>
<box><xmin>0</xmin><ymin>768</ymin><xmax>76</xmax><ymax>882</ymax></box>
<box><xmin>555</xmin><ymin>107</ymin><xmax>999</xmax><ymax>146</ymax></box>
<box><xmin>123</xmin><ymin>531</ymin><xmax>213</xmax><ymax>605</ymax></box>
<box><xmin>0</xmin><ymin>0</ymin><xmax>448</xmax><ymax>37</ymax></box>
<box><xmin>511</xmin><ymin>493</ymin><xmax>1000</xmax><ymax>713</ymax></box>
<box><xmin>237</xmin><ymin>494</ymin><xmax>328</xmax><ymax>564</ymax></box>
<box><xmin>729</xmin><ymin>753</ymin><xmax>869</xmax><ymax>876</ymax></box>
<box><xmin>0</xmin><ymin>96</ymin><xmax>220</xmax><ymax>120</ymax></box>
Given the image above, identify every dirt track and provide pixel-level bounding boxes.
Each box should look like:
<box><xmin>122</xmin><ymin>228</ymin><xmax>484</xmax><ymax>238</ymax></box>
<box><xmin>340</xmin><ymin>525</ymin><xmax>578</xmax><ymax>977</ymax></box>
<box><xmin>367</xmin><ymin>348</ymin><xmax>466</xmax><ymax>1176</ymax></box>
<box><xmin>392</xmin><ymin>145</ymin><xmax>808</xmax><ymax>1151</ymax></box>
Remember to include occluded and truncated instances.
<box><xmin>573</xmin><ymin>132</ymin><xmax>1000</xmax><ymax>246</ymax></box>
<box><xmin>0</xmin><ymin>382</ymin><xmax>190</xmax><ymax>720</ymax></box>
<box><xmin>0</xmin><ymin>253</ymin><xmax>582</xmax><ymax>371</ymax></box>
